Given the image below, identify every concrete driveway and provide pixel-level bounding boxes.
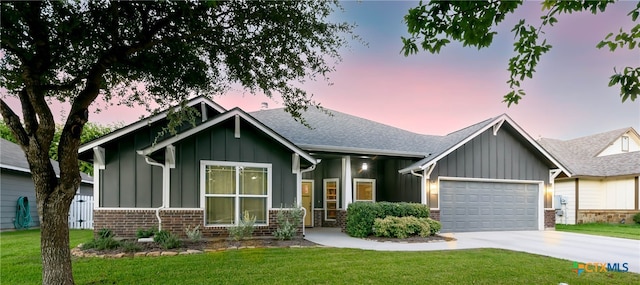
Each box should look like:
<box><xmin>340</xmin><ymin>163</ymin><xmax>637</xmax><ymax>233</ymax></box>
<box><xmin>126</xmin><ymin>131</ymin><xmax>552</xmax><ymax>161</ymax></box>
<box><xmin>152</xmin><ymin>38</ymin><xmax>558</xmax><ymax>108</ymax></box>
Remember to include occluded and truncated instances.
<box><xmin>304</xmin><ymin>228</ymin><xmax>640</xmax><ymax>273</ymax></box>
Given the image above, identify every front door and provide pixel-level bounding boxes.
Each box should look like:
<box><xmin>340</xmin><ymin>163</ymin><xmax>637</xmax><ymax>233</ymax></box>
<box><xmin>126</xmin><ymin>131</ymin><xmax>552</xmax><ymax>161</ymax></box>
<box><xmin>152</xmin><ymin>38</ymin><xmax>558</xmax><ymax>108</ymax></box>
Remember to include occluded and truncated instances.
<box><xmin>302</xmin><ymin>180</ymin><xmax>314</xmax><ymax>227</ymax></box>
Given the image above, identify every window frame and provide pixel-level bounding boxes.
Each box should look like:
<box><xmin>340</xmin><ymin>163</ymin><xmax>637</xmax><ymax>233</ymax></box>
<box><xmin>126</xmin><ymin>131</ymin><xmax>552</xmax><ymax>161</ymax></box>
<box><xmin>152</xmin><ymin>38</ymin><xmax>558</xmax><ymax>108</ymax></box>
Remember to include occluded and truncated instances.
<box><xmin>353</xmin><ymin>178</ymin><xmax>376</xmax><ymax>202</ymax></box>
<box><xmin>323</xmin><ymin>178</ymin><xmax>339</xmax><ymax>221</ymax></box>
<box><xmin>621</xmin><ymin>135</ymin><xmax>629</xmax><ymax>152</ymax></box>
<box><xmin>200</xmin><ymin>160</ymin><xmax>272</xmax><ymax>227</ymax></box>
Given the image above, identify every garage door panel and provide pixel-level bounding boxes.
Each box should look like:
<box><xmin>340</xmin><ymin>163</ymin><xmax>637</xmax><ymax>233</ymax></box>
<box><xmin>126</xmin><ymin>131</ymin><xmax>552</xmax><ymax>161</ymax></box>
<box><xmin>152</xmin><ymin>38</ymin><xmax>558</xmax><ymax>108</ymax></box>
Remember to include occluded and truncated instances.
<box><xmin>440</xmin><ymin>180</ymin><xmax>539</xmax><ymax>233</ymax></box>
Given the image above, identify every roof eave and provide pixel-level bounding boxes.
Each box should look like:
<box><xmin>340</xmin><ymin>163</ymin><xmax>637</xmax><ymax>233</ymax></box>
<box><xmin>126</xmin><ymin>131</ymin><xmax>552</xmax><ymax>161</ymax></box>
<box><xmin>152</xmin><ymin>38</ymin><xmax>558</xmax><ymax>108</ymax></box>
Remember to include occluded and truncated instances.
<box><xmin>138</xmin><ymin>108</ymin><xmax>318</xmax><ymax>165</ymax></box>
<box><xmin>78</xmin><ymin>96</ymin><xmax>226</xmax><ymax>155</ymax></box>
<box><xmin>297</xmin><ymin>144</ymin><xmax>426</xmax><ymax>158</ymax></box>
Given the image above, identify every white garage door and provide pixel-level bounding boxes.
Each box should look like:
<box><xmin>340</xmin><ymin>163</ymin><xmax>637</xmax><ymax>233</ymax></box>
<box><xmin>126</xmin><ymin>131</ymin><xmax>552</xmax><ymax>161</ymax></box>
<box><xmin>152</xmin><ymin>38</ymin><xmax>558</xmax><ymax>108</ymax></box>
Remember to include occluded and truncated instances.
<box><xmin>439</xmin><ymin>180</ymin><xmax>540</xmax><ymax>232</ymax></box>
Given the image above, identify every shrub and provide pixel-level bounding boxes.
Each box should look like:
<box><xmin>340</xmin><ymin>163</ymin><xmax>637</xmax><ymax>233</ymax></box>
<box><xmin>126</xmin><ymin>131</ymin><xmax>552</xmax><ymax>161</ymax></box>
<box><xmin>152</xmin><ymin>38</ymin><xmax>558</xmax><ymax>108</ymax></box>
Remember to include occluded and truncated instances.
<box><xmin>136</xmin><ymin>227</ymin><xmax>156</xmax><ymax>239</ymax></box>
<box><xmin>97</xmin><ymin>228</ymin><xmax>114</xmax><ymax>239</ymax></box>
<box><xmin>153</xmin><ymin>230</ymin><xmax>171</xmax><ymax>244</ymax></box>
<box><xmin>228</xmin><ymin>211</ymin><xmax>256</xmax><ymax>241</ymax></box>
<box><xmin>121</xmin><ymin>241</ymin><xmax>142</xmax><ymax>253</ymax></box>
<box><xmin>161</xmin><ymin>235</ymin><xmax>182</xmax><ymax>249</ymax></box>
<box><xmin>633</xmin><ymin>212</ymin><xmax>640</xmax><ymax>224</ymax></box>
<box><xmin>153</xmin><ymin>229</ymin><xmax>182</xmax><ymax>249</ymax></box>
<box><xmin>373</xmin><ymin>216</ymin><xmax>431</xmax><ymax>239</ymax></box>
<box><xmin>273</xmin><ymin>208</ymin><xmax>303</xmax><ymax>240</ymax></box>
<box><xmin>184</xmin><ymin>225</ymin><xmax>202</xmax><ymax>241</ymax></box>
<box><xmin>346</xmin><ymin>202</ymin><xmax>430</xmax><ymax>237</ymax></box>
<box><xmin>426</xmin><ymin>218</ymin><xmax>442</xmax><ymax>235</ymax></box>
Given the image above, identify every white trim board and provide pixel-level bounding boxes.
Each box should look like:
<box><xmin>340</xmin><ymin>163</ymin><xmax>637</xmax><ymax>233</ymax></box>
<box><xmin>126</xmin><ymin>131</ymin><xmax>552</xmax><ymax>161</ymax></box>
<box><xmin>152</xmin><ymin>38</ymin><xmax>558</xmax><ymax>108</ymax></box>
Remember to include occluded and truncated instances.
<box><xmin>79</xmin><ymin>96</ymin><xmax>226</xmax><ymax>154</ymax></box>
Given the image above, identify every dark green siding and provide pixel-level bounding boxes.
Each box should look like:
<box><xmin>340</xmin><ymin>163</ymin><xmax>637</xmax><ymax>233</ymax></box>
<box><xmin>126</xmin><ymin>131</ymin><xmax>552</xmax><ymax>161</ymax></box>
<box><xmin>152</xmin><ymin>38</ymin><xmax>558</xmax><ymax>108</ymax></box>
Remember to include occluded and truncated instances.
<box><xmin>101</xmin><ymin>123</ymin><xmax>166</xmax><ymax>208</ymax></box>
<box><xmin>170</xmin><ymin>119</ymin><xmax>297</xmax><ymax>208</ymax></box>
<box><xmin>302</xmin><ymin>157</ymin><xmax>421</xmax><ymax>208</ymax></box>
<box><xmin>432</xmin><ymin>127</ymin><xmax>550</xmax><ymax>183</ymax></box>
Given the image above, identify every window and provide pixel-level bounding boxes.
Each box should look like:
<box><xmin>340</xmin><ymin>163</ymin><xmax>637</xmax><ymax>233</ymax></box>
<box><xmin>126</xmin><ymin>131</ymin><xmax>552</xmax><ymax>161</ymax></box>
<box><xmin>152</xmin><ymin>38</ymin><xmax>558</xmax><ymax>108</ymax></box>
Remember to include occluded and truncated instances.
<box><xmin>428</xmin><ymin>180</ymin><xmax>439</xmax><ymax>209</ymax></box>
<box><xmin>354</xmin><ymin>178</ymin><xmax>375</xmax><ymax>202</ymax></box>
<box><xmin>324</xmin><ymin>179</ymin><xmax>339</xmax><ymax>221</ymax></box>
<box><xmin>202</xmin><ymin>161</ymin><xmax>271</xmax><ymax>226</ymax></box>
<box><xmin>622</xmin><ymin>136</ymin><xmax>629</xmax><ymax>152</ymax></box>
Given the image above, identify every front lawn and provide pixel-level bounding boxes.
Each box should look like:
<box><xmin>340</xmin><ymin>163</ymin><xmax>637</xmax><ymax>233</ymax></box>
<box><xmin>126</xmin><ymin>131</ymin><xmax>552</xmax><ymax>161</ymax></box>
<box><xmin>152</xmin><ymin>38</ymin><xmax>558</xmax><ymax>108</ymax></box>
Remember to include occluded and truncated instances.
<box><xmin>2</xmin><ymin>229</ymin><xmax>638</xmax><ymax>284</ymax></box>
<box><xmin>556</xmin><ymin>222</ymin><xmax>640</xmax><ymax>240</ymax></box>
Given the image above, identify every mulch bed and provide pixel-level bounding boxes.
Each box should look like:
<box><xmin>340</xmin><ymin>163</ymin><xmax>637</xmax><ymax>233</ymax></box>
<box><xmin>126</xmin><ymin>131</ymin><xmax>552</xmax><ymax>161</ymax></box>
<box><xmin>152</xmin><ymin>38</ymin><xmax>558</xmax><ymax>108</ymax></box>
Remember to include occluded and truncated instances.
<box><xmin>79</xmin><ymin>237</ymin><xmax>319</xmax><ymax>256</ymax></box>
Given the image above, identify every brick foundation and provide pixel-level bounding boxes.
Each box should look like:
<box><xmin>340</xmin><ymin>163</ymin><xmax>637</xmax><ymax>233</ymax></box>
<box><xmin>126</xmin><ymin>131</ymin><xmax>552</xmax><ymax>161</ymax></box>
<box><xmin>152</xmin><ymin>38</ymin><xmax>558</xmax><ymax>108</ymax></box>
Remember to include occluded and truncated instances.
<box><xmin>94</xmin><ymin>209</ymin><xmax>302</xmax><ymax>238</ymax></box>
<box><xmin>430</xmin><ymin>210</ymin><xmax>440</xmax><ymax>221</ymax></box>
<box><xmin>577</xmin><ymin>210</ymin><xmax>640</xmax><ymax>224</ymax></box>
<box><xmin>337</xmin><ymin>210</ymin><xmax>347</xmax><ymax>232</ymax></box>
<box><xmin>544</xmin><ymin>209</ymin><xmax>555</xmax><ymax>229</ymax></box>
<box><xmin>313</xmin><ymin>209</ymin><xmax>323</xmax><ymax>227</ymax></box>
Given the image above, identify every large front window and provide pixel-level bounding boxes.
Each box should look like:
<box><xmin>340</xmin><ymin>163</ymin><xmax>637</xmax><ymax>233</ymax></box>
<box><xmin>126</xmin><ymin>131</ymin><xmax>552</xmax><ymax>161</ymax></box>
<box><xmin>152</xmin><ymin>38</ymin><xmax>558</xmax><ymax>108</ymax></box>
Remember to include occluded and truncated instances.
<box><xmin>201</xmin><ymin>161</ymin><xmax>271</xmax><ymax>226</ymax></box>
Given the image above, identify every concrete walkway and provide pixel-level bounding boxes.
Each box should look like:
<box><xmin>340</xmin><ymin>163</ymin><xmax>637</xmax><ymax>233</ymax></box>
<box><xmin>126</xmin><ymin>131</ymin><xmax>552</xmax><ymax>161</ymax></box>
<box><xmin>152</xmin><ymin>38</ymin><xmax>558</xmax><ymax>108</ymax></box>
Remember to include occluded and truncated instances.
<box><xmin>305</xmin><ymin>228</ymin><xmax>640</xmax><ymax>273</ymax></box>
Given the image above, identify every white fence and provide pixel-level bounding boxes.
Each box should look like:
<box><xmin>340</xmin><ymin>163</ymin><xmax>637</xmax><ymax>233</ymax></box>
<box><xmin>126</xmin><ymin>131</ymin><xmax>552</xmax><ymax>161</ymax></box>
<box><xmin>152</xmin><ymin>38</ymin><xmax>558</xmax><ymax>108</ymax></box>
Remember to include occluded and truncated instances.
<box><xmin>69</xmin><ymin>194</ymin><xmax>93</xmax><ymax>229</ymax></box>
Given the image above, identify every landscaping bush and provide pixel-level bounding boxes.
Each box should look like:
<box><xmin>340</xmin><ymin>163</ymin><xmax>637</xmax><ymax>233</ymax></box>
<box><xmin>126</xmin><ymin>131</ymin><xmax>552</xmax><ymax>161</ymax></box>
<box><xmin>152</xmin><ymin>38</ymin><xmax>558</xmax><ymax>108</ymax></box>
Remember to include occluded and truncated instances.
<box><xmin>153</xmin><ymin>230</ymin><xmax>171</xmax><ymax>244</ymax></box>
<box><xmin>184</xmin><ymin>225</ymin><xmax>202</xmax><ymax>241</ymax></box>
<box><xmin>136</xmin><ymin>227</ymin><xmax>156</xmax><ymax>239</ymax></box>
<box><xmin>426</xmin><ymin>218</ymin><xmax>442</xmax><ymax>235</ymax></box>
<box><xmin>346</xmin><ymin>201</ymin><xmax>430</xmax><ymax>238</ymax></box>
<box><xmin>97</xmin><ymin>228</ymin><xmax>114</xmax><ymax>239</ymax></box>
<box><xmin>153</xmin><ymin>229</ymin><xmax>182</xmax><ymax>249</ymax></box>
<box><xmin>273</xmin><ymin>208</ymin><xmax>303</xmax><ymax>240</ymax></box>
<box><xmin>161</xmin><ymin>235</ymin><xmax>182</xmax><ymax>249</ymax></box>
<box><xmin>120</xmin><ymin>241</ymin><xmax>142</xmax><ymax>253</ymax></box>
<box><xmin>83</xmin><ymin>228</ymin><xmax>121</xmax><ymax>250</ymax></box>
<box><xmin>373</xmin><ymin>216</ymin><xmax>431</xmax><ymax>239</ymax></box>
<box><xmin>633</xmin><ymin>212</ymin><xmax>640</xmax><ymax>224</ymax></box>
<box><xmin>228</xmin><ymin>211</ymin><xmax>256</xmax><ymax>241</ymax></box>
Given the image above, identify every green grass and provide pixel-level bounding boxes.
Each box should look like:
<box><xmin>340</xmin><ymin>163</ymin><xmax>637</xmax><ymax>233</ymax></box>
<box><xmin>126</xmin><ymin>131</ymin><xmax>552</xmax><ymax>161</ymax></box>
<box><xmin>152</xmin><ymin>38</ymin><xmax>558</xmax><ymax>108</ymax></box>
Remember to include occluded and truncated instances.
<box><xmin>556</xmin><ymin>222</ymin><xmax>640</xmax><ymax>240</ymax></box>
<box><xmin>2</xmin><ymin>229</ymin><xmax>639</xmax><ymax>284</ymax></box>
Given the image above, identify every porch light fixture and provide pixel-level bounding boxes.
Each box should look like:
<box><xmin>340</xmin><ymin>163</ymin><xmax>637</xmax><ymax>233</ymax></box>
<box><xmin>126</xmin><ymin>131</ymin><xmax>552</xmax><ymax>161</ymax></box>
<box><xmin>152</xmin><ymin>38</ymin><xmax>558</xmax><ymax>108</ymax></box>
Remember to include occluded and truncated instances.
<box><xmin>429</xmin><ymin>180</ymin><xmax>438</xmax><ymax>194</ymax></box>
<box><xmin>361</xmin><ymin>163</ymin><xmax>368</xmax><ymax>171</ymax></box>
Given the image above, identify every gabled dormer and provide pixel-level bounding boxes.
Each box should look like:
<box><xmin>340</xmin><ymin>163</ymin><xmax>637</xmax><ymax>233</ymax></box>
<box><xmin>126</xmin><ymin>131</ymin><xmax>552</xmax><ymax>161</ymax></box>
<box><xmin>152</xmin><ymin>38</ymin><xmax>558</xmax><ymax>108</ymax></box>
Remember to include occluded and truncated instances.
<box><xmin>597</xmin><ymin>128</ymin><xmax>640</xmax><ymax>157</ymax></box>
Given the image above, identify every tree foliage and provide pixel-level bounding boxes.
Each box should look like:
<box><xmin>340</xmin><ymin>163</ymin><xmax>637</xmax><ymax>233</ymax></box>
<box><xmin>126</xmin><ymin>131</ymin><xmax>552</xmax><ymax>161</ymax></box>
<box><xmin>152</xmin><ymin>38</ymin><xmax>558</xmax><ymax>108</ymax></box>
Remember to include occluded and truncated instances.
<box><xmin>0</xmin><ymin>1</ymin><xmax>352</xmax><ymax>284</ymax></box>
<box><xmin>0</xmin><ymin>120</ymin><xmax>117</xmax><ymax>174</ymax></box>
<box><xmin>402</xmin><ymin>0</ymin><xmax>640</xmax><ymax>105</ymax></box>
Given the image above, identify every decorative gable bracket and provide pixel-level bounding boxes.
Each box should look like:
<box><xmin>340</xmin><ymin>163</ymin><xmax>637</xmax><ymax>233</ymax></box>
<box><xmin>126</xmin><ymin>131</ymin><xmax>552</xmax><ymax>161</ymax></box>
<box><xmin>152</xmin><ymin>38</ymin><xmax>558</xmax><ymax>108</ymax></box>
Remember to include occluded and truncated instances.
<box><xmin>493</xmin><ymin>118</ymin><xmax>505</xmax><ymax>136</ymax></box>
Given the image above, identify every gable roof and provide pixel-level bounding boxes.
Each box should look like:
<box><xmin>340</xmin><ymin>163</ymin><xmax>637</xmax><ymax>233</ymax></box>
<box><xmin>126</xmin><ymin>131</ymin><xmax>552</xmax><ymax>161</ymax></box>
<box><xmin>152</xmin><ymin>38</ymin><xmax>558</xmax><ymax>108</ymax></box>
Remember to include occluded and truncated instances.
<box><xmin>250</xmin><ymin>109</ymin><xmax>568</xmax><ymax>176</ymax></box>
<box><xmin>79</xmin><ymin>96</ymin><xmax>226</xmax><ymax>155</ymax></box>
<box><xmin>250</xmin><ymin>107</ymin><xmax>441</xmax><ymax>157</ymax></box>
<box><xmin>398</xmin><ymin>114</ymin><xmax>569</xmax><ymax>175</ymax></box>
<box><xmin>539</xmin><ymin>127</ymin><xmax>640</xmax><ymax>177</ymax></box>
<box><xmin>138</xmin><ymin>108</ymin><xmax>317</xmax><ymax>165</ymax></box>
<box><xmin>1</xmin><ymin>138</ymin><xmax>93</xmax><ymax>184</ymax></box>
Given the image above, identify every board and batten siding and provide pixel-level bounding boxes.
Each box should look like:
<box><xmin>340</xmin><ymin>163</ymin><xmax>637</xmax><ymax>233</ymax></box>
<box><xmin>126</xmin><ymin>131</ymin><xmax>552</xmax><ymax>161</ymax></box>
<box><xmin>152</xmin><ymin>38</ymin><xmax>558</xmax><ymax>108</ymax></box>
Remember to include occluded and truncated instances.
<box><xmin>101</xmin><ymin>126</ymin><xmax>164</xmax><ymax>208</ymax></box>
<box><xmin>171</xmin><ymin>119</ymin><xmax>298</xmax><ymax>208</ymax></box>
<box><xmin>302</xmin><ymin>158</ymin><xmax>342</xmax><ymax>209</ymax></box>
<box><xmin>101</xmin><ymin>118</ymin><xmax>298</xmax><ymax>209</ymax></box>
<box><xmin>431</xmin><ymin>127</ymin><xmax>550</xmax><ymax>183</ymax></box>
<box><xmin>301</xmin><ymin>157</ymin><xmax>422</xmax><ymax>207</ymax></box>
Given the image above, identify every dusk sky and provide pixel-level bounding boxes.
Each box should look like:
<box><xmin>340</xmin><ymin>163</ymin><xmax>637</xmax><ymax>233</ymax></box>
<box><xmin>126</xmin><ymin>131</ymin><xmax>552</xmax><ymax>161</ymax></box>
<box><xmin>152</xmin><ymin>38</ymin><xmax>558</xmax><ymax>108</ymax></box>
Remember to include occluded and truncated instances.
<box><xmin>3</xmin><ymin>1</ymin><xmax>639</xmax><ymax>140</ymax></box>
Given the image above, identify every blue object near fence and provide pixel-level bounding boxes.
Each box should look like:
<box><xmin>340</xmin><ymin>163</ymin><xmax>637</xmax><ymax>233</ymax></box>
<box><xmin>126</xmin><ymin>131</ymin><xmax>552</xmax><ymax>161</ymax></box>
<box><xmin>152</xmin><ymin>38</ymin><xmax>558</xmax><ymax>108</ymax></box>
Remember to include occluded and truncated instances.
<box><xmin>14</xmin><ymin>196</ymin><xmax>32</xmax><ymax>229</ymax></box>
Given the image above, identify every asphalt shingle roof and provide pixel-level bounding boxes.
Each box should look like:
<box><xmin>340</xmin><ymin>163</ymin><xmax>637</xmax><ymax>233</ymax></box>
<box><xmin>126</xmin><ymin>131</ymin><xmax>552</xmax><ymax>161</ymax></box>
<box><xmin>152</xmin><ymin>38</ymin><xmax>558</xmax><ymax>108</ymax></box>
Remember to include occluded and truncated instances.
<box><xmin>250</xmin><ymin>107</ymin><xmax>498</xmax><ymax>159</ymax></box>
<box><xmin>539</xmin><ymin>128</ymin><xmax>640</xmax><ymax>177</ymax></box>
<box><xmin>1</xmin><ymin>138</ymin><xmax>93</xmax><ymax>182</ymax></box>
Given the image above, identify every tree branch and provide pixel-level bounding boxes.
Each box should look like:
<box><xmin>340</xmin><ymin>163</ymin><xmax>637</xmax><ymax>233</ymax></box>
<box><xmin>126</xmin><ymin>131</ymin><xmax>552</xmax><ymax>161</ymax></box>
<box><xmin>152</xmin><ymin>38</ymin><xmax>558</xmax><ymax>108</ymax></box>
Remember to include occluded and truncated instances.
<box><xmin>0</xmin><ymin>98</ymin><xmax>30</xmax><ymax>147</ymax></box>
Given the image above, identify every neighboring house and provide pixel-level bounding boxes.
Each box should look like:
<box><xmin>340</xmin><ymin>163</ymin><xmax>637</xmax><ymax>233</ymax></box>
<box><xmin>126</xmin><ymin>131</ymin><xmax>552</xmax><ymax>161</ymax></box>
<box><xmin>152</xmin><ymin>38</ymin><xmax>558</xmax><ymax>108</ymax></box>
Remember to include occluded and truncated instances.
<box><xmin>1</xmin><ymin>138</ymin><xmax>93</xmax><ymax>230</ymax></box>
<box><xmin>79</xmin><ymin>96</ymin><xmax>568</xmax><ymax>236</ymax></box>
<box><xmin>539</xmin><ymin>128</ymin><xmax>640</xmax><ymax>224</ymax></box>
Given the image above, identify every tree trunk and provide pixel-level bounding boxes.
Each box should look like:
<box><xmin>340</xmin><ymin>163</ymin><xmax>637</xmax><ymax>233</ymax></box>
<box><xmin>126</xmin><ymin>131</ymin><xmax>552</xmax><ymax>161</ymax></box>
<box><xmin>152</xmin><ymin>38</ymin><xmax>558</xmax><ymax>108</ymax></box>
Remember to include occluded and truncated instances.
<box><xmin>39</xmin><ymin>186</ymin><xmax>75</xmax><ymax>285</ymax></box>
